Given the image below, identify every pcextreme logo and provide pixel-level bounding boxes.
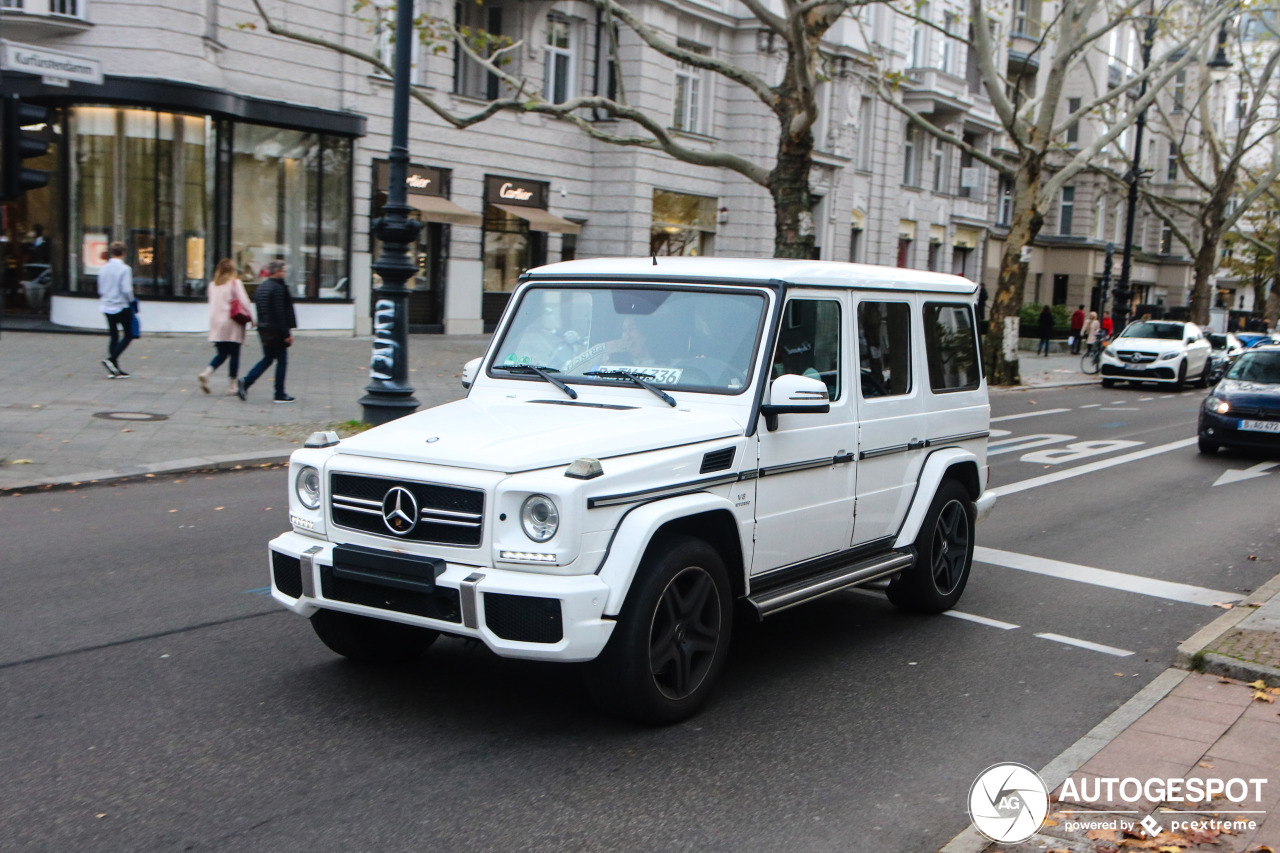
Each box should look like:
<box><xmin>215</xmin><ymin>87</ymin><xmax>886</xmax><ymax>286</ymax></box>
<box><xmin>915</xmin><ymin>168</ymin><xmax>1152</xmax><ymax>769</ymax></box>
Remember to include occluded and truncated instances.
<box><xmin>968</xmin><ymin>763</ymin><xmax>1051</xmax><ymax>843</ymax></box>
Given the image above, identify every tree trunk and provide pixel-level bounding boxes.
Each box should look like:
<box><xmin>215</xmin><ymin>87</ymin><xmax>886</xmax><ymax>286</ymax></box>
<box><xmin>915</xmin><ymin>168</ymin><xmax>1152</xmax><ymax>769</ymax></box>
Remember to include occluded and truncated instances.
<box><xmin>983</xmin><ymin>163</ymin><xmax>1044</xmax><ymax>385</ymax></box>
<box><xmin>770</xmin><ymin>118</ymin><xmax>816</xmax><ymax>260</ymax></box>
<box><xmin>1189</xmin><ymin>187</ymin><xmax>1231</xmax><ymax>326</ymax></box>
<box><xmin>1268</xmin><ymin>250</ymin><xmax>1280</xmax><ymax>332</ymax></box>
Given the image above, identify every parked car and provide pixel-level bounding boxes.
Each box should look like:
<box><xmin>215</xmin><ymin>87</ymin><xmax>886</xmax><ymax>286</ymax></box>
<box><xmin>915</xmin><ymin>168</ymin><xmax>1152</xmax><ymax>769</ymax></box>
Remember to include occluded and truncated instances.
<box><xmin>266</xmin><ymin>257</ymin><xmax>996</xmax><ymax>723</ymax></box>
<box><xmin>1099</xmin><ymin>320</ymin><xmax>1213</xmax><ymax>389</ymax></box>
<box><xmin>1199</xmin><ymin>345</ymin><xmax>1280</xmax><ymax>454</ymax></box>
<box><xmin>1206</xmin><ymin>332</ymin><xmax>1246</xmax><ymax>382</ymax></box>
<box><xmin>1236</xmin><ymin>332</ymin><xmax>1278</xmax><ymax>349</ymax></box>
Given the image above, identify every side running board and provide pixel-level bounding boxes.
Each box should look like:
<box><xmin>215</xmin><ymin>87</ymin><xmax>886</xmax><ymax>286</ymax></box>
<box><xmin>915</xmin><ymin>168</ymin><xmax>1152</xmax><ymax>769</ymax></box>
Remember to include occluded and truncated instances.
<box><xmin>746</xmin><ymin>550</ymin><xmax>914</xmax><ymax>619</ymax></box>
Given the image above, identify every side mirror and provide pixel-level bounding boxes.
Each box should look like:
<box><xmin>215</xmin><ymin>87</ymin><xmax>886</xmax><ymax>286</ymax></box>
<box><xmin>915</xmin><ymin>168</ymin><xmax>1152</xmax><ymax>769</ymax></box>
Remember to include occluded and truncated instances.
<box><xmin>760</xmin><ymin>374</ymin><xmax>830</xmax><ymax>431</ymax></box>
<box><xmin>461</xmin><ymin>357</ymin><xmax>482</xmax><ymax>390</ymax></box>
<box><xmin>1186</xmin><ymin>337</ymin><xmax>1196</xmax><ymax>345</ymax></box>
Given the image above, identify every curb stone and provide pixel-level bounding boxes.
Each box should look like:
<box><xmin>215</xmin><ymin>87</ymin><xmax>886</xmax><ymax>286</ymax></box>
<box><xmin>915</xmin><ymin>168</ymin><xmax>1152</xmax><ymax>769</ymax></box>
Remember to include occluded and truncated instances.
<box><xmin>1174</xmin><ymin>569</ymin><xmax>1280</xmax><ymax>686</ymax></box>
<box><xmin>0</xmin><ymin>451</ymin><xmax>291</xmax><ymax>493</ymax></box>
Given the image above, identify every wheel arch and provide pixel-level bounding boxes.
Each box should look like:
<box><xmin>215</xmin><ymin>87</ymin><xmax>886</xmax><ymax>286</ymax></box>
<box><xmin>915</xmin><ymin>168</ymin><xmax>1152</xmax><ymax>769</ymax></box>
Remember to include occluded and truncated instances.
<box><xmin>595</xmin><ymin>493</ymin><xmax>744</xmax><ymax>616</ymax></box>
<box><xmin>892</xmin><ymin>449</ymin><xmax>981</xmax><ymax>551</ymax></box>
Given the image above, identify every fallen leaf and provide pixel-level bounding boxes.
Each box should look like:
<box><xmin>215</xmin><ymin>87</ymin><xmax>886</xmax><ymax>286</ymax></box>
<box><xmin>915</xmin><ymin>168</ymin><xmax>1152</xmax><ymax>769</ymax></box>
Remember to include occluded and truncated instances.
<box><xmin>11</xmin><ymin>459</ymin><xmax>33</xmax><ymax>464</ymax></box>
<box><xmin>1115</xmin><ymin>672</ymin><xmax>1126</xmax><ymax>677</ymax></box>
<box><xmin>1212</xmin><ymin>602</ymin><xmax>1234</xmax><ymax>609</ymax></box>
<box><xmin>1247</xmin><ymin>554</ymin><xmax>1258</xmax><ymax>560</ymax></box>
<box><xmin>214</xmin><ymin>506</ymin><xmax>224</xmax><ymax>511</ymax></box>
<box><xmin>50</xmin><ymin>508</ymin><xmax>60</xmax><ymax>512</ymax></box>
<box><xmin>1245</xmin><ymin>846</ymin><xmax>1275</xmax><ymax>853</ymax></box>
<box><xmin>167</xmin><ymin>509</ymin><xmax>177</xmax><ymax>513</ymax></box>
<box><xmin>1043</xmin><ymin>818</ymin><xmax>1060</xmax><ymax>828</ymax></box>
<box><xmin>144</xmin><ymin>473</ymin><xmax>154</xmax><ymax>478</ymax></box>
<box><xmin>1255</xmin><ymin>691</ymin><xmax>1275</xmax><ymax>703</ymax></box>
<box><xmin>1088</xmin><ymin>829</ymin><xmax>1120</xmax><ymax>841</ymax></box>
<box><xmin>1248</xmin><ymin>680</ymin><xmax>1268</xmax><ymax>689</ymax></box>
<box><xmin>121</xmin><ymin>428</ymin><xmax>133</xmax><ymax>433</ymax></box>
<box><xmin>1198</xmin><ymin>761</ymin><xmax>1215</xmax><ymax>769</ymax></box>
<box><xmin>96</xmin><ymin>813</ymin><xmax>107</xmax><ymax>818</ymax></box>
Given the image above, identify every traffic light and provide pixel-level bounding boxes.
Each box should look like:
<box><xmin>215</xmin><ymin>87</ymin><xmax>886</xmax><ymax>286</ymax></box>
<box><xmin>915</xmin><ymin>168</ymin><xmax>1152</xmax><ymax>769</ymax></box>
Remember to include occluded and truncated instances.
<box><xmin>1</xmin><ymin>95</ymin><xmax>50</xmax><ymax>201</ymax></box>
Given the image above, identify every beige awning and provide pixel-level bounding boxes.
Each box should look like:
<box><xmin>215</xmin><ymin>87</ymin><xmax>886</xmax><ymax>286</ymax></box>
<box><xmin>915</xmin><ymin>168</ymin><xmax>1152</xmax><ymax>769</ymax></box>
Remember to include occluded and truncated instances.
<box><xmin>491</xmin><ymin>203</ymin><xmax>582</xmax><ymax>234</ymax></box>
<box><xmin>406</xmin><ymin>194</ymin><xmax>483</xmax><ymax>227</ymax></box>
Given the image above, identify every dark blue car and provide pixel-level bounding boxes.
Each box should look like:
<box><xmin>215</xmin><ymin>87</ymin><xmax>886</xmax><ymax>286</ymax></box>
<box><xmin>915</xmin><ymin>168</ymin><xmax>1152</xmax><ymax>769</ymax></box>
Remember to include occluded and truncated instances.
<box><xmin>1199</xmin><ymin>345</ymin><xmax>1280</xmax><ymax>454</ymax></box>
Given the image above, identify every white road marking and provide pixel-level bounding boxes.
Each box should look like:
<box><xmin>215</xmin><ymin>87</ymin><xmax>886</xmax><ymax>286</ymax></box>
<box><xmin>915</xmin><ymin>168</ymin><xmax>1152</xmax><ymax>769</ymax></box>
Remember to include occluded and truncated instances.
<box><xmin>989</xmin><ymin>433</ymin><xmax>1075</xmax><ymax>455</ymax></box>
<box><xmin>1105</xmin><ymin>407</ymin><xmax>1141</xmax><ymax>411</ymax></box>
<box><xmin>973</xmin><ymin>546</ymin><xmax>1243</xmax><ymax>606</ymax></box>
<box><xmin>987</xmin><ymin>437</ymin><xmax>1198</xmax><ymax>497</ymax></box>
<box><xmin>1139</xmin><ymin>397</ymin><xmax>1154</xmax><ymax>401</ymax></box>
<box><xmin>990</xmin><ymin>408</ymin><xmax>1072</xmax><ymax>422</ymax></box>
<box><xmin>944</xmin><ymin>610</ymin><xmax>1020</xmax><ymax>630</ymax></box>
<box><xmin>1212</xmin><ymin>461</ymin><xmax>1280</xmax><ymax>488</ymax></box>
<box><xmin>1080</xmin><ymin>403</ymin><xmax>1102</xmax><ymax>408</ymax></box>
<box><xmin>1035</xmin><ymin>632</ymin><xmax>1134</xmax><ymax>657</ymax></box>
<box><xmin>1020</xmin><ymin>439</ymin><xmax>1142</xmax><ymax>465</ymax></box>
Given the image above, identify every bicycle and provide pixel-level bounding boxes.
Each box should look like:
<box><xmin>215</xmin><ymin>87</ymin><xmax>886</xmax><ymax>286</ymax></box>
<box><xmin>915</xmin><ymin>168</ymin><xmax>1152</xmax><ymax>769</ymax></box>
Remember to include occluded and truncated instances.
<box><xmin>1080</xmin><ymin>334</ymin><xmax>1108</xmax><ymax>375</ymax></box>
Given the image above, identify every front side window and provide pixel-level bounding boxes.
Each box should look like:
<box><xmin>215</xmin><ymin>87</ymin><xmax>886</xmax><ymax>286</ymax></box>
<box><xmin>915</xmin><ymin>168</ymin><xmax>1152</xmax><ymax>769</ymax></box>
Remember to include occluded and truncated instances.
<box><xmin>771</xmin><ymin>299</ymin><xmax>842</xmax><ymax>401</ymax></box>
<box><xmin>543</xmin><ymin>16</ymin><xmax>576</xmax><ymax>103</ymax></box>
<box><xmin>491</xmin><ymin>286</ymin><xmax>768</xmax><ymax>394</ymax></box>
<box><xmin>858</xmin><ymin>301</ymin><xmax>913</xmax><ymax>398</ymax></box>
<box><xmin>924</xmin><ymin>302</ymin><xmax>981</xmax><ymax>392</ymax></box>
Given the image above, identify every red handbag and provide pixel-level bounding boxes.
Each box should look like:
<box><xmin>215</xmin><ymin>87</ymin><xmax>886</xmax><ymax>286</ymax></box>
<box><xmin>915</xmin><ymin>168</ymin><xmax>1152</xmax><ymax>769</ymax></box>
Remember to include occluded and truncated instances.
<box><xmin>229</xmin><ymin>297</ymin><xmax>252</xmax><ymax>326</ymax></box>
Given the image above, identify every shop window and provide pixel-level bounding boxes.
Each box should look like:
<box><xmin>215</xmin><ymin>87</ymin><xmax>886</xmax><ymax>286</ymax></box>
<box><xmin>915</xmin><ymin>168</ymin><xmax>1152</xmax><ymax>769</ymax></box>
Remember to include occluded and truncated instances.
<box><xmin>924</xmin><ymin>302</ymin><xmax>981</xmax><ymax>392</ymax></box>
<box><xmin>231</xmin><ymin>124</ymin><xmax>351</xmax><ymax>299</ymax></box>
<box><xmin>483</xmin><ymin>205</ymin><xmax>543</xmax><ymax>293</ymax></box>
<box><xmin>858</xmin><ymin>301</ymin><xmax>912</xmax><ymax>398</ymax></box>
<box><xmin>69</xmin><ymin>107</ymin><xmax>214</xmax><ymax>299</ymax></box>
<box><xmin>650</xmin><ymin>189</ymin><xmax>716</xmax><ymax>256</ymax></box>
<box><xmin>544</xmin><ymin>15</ymin><xmax>577</xmax><ymax>103</ymax></box>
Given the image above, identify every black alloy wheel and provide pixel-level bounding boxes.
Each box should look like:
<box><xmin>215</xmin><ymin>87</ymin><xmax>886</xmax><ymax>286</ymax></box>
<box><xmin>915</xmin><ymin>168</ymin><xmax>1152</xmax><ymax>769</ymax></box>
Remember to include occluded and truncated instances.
<box><xmin>649</xmin><ymin>566</ymin><xmax>723</xmax><ymax>701</ymax></box>
<box><xmin>586</xmin><ymin>535</ymin><xmax>732</xmax><ymax>724</ymax></box>
<box><xmin>887</xmin><ymin>479</ymin><xmax>975</xmax><ymax>613</ymax></box>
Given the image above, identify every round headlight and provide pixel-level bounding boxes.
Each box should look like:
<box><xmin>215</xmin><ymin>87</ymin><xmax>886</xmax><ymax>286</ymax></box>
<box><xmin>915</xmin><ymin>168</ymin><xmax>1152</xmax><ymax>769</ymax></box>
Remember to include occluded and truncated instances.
<box><xmin>1205</xmin><ymin>396</ymin><xmax>1230</xmax><ymax>415</ymax></box>
<box><xmin>296</xmin><ymin>466</ymin><xmax>321</xmax><ymax>510</ymax></box>
<box><xmin>520</xmin><ymin>494</ymin><xmax>559</xmax><ymax>542</ymax></box>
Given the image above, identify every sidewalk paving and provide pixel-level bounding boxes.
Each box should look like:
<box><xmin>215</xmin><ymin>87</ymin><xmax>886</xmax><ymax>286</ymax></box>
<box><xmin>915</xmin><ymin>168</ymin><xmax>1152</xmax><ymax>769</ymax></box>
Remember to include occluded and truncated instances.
<box><xmin>4</xmin><ymin>327</ymin><xmax>1276</xmax><ymax>851</ymax></box>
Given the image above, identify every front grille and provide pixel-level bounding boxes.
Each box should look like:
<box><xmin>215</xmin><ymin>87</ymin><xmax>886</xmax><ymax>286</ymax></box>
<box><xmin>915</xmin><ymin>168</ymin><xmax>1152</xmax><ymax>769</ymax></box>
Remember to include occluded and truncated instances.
<box><xmin>272</xmin><ymin>551</ymin><xmax>303</xmax><ymax>598</ymax></box>
<box><xmin>1116</xmin><ymin>350</ymin><xmax>1159</xmax><ymax>364</ymax></box>
<box><xmin>1229</xmin><ymin>406</ymin><xmax>1280</xmax><ymax>420</ymax></box>
<box><xmin>484</xmin><ymin>594</ymin><xmax>563</xmax><ymax>643</ymax></box>
<box><xmin>330</xmin><ymin>473</ymin><xmax>484</xmax><ymax>546</ymax></box>
<box><xmin>320</xmin><ymin>565</ymin><xmax>462</xmax><ymax>623</ymax></box>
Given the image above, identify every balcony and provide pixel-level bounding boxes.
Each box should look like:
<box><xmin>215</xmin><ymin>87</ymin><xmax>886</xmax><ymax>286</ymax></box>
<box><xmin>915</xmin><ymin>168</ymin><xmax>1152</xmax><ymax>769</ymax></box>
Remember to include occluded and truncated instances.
<box><xmin>903</xmin><ymin>67</ymin><xmax>974</xmax><ymax>120</ymax></box>
<box><xmin>0</xmin><ymin>0</ymin><xmax>91</xmax><ymax>38</ymax></box>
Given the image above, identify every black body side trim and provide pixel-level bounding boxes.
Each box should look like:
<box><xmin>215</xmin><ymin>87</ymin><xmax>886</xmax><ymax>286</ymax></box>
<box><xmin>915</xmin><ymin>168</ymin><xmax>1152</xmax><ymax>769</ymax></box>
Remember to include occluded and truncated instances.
<box><xmin>587</xmin><ymin>473</ymin><xmax>739</xmax><ymax>509</ymax></box>
<box><xmin>749</xmin><ymin>536</ymin><xmax>897</xmax><ymax>595</ymax></box>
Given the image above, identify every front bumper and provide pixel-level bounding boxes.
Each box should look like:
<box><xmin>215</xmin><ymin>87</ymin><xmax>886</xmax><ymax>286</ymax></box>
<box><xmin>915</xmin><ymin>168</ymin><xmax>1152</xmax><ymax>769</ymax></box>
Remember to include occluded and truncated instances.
<box><xmin>1100</xmin><ymin>362</ymin><xmax>1178</xmax><ymax>382</ymax></box>
<box><xmin>268</xmin><ymin>531</ymin><xmax>615</xmax><ymax>662</ymax></box>
<box><xmin>1199</xmin><ymin>411</ymin><xmax>1280</xmax><ymax>451</ymax></box>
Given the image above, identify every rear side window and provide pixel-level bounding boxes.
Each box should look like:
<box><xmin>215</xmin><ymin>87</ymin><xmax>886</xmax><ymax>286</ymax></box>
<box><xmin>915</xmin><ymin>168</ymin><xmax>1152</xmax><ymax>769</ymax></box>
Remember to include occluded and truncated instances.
<box><xmin>858</xmin><ymin>301</ymin><xmax>912</xmax><ymax>398</ymax></box>
<box><xmin>924</xmin><ymin>302</ymin><xmax>981</xmax><ymax>392</ymax></box>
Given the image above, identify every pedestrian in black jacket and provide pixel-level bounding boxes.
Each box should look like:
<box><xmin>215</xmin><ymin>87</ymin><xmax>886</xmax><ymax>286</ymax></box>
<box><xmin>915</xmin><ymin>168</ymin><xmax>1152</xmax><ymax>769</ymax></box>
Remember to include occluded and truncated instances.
<box><xmin>1037</xmin><ymin>305</ymin><xmax>1055</xmax><ymax>357</ymax></box>
<box><xmin>238</xmin><ymin>260</ymin><xmax>297</xmax><ymax>402</ymax></box>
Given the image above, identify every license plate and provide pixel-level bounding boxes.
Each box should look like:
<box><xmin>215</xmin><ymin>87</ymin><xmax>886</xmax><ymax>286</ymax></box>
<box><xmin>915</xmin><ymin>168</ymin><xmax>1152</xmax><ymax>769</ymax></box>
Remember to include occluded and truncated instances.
<box><xmin>1239</xmin><ymin>420</ymin><xmax>1280</xmax><ymax>434</ymax></box>
<box><xmin>1124</xmin><ymin>365</ymin><xmax>1145</xmax><ymax>372</ymax></box>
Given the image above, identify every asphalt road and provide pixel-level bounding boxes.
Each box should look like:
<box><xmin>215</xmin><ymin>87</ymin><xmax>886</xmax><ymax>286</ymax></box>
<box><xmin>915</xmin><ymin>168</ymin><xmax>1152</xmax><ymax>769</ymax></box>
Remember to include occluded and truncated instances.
<box><xmin>1</xmin><ymin>383</ymin><xmax>1278</xmax><ymax>853</ymax></box>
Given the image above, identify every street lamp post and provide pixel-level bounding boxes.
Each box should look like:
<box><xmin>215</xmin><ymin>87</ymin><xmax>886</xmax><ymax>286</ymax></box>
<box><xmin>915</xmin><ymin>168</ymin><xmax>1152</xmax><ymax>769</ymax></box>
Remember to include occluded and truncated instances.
<box><xmin>360</xmin><ymin>0</ymin><xmax>422</xmax><ymax>425</ymax></box>
<box><xmin>1113</xmin><ymin>2</ymin><xmax>1157</xmax><ymax>336</ymax></box>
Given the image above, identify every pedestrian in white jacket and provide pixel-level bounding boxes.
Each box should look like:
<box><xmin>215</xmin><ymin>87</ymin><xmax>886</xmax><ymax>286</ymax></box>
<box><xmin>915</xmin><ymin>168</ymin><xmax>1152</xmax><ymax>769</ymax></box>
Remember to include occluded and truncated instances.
<box><xmin>199</xmin><ymin>258</ymin><xmax>254</xmax><ymax>395</ymax></box>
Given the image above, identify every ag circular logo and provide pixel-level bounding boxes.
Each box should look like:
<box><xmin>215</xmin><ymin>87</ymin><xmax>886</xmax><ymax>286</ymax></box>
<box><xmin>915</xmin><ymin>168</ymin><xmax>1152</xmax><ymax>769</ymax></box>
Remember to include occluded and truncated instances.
<box><xmin>968</xmin><ymin>763</ymin><xmax>1050</xmax><ymax>844</ymax></box>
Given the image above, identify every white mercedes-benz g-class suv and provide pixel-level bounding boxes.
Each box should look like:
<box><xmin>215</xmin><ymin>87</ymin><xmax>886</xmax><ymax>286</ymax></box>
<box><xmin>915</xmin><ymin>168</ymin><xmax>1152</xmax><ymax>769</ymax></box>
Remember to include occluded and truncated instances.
<box><xmin>269</xmin><ymin>258</ymin><xmax>995</xmax><ymax>723</ymax></box>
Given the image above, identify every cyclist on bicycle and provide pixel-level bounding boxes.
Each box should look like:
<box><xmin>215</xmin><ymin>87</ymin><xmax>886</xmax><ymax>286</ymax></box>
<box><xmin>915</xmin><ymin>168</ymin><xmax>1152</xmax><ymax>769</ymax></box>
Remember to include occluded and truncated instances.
<box><xmin>1082</xmin><ymin>311</ymin><xmax>1104</xmax><ymax>355</ymax></box>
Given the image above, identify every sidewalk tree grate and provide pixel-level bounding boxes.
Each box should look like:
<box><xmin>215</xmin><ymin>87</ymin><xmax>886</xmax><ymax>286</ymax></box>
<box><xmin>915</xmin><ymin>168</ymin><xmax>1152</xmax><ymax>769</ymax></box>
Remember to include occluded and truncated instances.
<box><xmin>92</xmin><ymin>412</ymin><xmax>170</xmax><ymax>422</ymax></box>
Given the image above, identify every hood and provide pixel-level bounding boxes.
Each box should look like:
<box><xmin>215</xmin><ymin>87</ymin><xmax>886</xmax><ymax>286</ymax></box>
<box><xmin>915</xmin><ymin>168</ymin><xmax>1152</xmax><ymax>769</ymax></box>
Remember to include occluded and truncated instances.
<box><xmin>1111</xmin><ymin>336</ymin><xmax>1185</xmax><ymax>354</ymax></box>
<box><xmin>1214</xmin><ymin>377</ymin><xmax>1280</xmax><ymax>406</ymax></box>
<box><xmin>334</xmin><ymin>397</ymin><xmax>745</xmax><ymax>472</ymax></box>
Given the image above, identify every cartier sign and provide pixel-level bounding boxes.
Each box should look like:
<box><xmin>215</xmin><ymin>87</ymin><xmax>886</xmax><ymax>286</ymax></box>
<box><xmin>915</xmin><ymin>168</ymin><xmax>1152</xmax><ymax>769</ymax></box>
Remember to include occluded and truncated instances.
<box><xmin>374</xmin><ymin>160</ymin><xmax>445</xmax><ymax>197</ymax></box>
<box><xmin>484</xmin><ymin>175</ymin><xmax>546</xmax><ymax>208</ymax></box>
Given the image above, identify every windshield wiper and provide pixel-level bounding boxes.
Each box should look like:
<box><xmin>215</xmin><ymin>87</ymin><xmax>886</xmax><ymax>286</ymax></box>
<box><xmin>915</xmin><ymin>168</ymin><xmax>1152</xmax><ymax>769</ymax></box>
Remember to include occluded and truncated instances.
<box><xmin>492</xmin><ymin>364</ymin><xmax>578</xmax><ymax>399</ymax></box>
<box><xmin>583</xmin><ymin>369</ymin><xmax>676</xmax><ymax>407</ymax></box>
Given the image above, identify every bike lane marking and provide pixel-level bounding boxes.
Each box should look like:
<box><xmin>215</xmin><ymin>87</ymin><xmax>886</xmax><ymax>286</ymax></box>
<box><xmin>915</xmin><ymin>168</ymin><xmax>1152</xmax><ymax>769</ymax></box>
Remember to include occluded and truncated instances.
<box><xmin>972</xmin><ymin>546</ymin><xmax>1242</xmax><ymax>606</ymax></box>
<box><xmin>990</xmin><ymin>408</ymin><xmax>1072</xmax><ymax>422</ymax></box>
<box><xmin>986</xmin><ymin>436</ymin><xmax>1198</xmax><ymax>497</ymax></box>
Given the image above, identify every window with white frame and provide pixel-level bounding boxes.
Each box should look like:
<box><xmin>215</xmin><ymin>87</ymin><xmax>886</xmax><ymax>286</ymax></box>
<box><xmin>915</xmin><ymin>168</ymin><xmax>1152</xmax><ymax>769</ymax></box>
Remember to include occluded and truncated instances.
<box><xmin>932</xmin><ymin>137</ymin><xmax>946</xmax><ymax>191</ymax></box>
<box><xmin>1160</xmin><ymin>225</ymin><xmax>1173</xmax><ymax>254</ymax></box>
<box><xmin>904</xmin><ymin>124</ymin><xmax>918</xmax><ymax>186</ymax></box>
<box><xmin>1059</xmin><ymin>186</ymin><xmax>1075</xmax><ymax>235</ymax></box>
<box><xmin>51</xmin><ymin>0</ymin><xmax>84</xmax><ymax>15</ymax></box>
<box><xmin>373</xmin><ymin>0</ymin><xmax>421</xmax><ymax>79</ymax></box>
<box><xmin>673</xmin><ymin>39</ymin><xmax>710</xmax><ymax>134</ymax></box>
<box><xmin>942</xmin><ymin>12</ymin><xmax>958</xmax><ymax>74</ymax></box>
<box><xmin>1094</xmin><ymin>197</ymin><xmax>1106</xmax><ymax>239</ymax></box>
<box><xmin>1172</xmin><ymin>70</ymin><xmax>1186</xmax><ymax>112</ymax></box>
<box><xmin>543</xmin><ymin>15</ymin><xmax>577</xmax><ymax>104</ymax></box>
<box><xmin>997</xmin><ymin>176</ymin><xmax>1014</xmax><ymax>225</ymax></box>
<box><xmin>857</xmin><ymin>97</ymin><xmax>875</xmax><ymax>171</ymax></box>
<box><xmin>454</xmin><ymin>0</ymin><xmax>507</xmax><ymax>100</ymax></box>
<box><xmin>911</xmin><ymin>3</ymin><xmax>930</xmax><ymax>67</ymax></box>
<box><xmin>1166</xmin><ymin>144</ymin><xmax>1178</xmax><ymax>182</ymax></box>
<box><xmin>1066</xmin><ymin>97</ymin><xmax>1081</xmax><ymax>144</ymax></box>
<box><xmin>1113</xmin><ymin>202</ymin><xmax>1124</xmax><ymax>244</ymax></box>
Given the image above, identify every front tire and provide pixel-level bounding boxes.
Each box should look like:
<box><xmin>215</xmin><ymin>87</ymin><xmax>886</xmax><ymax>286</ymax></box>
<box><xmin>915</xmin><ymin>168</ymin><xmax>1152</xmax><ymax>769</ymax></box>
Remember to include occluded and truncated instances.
<box><xmin>887</xmin><ymin>480</ymin><xmax>975</xmax><ymax>613</ymax></box>
<box><xmin>310</xmin><ymin>609</ymin><xmax>439</xmax><ymax>663</ymax></box>
<box><xmin>586</xmin><ymin>535</ymin><xmax>732</xmax><ymax>725</ymax></box>
<box><xmin>1195</xmin><ymin>360</ymin><xmax>1212</xmax><ymax>388</ymax></box>
<box><xmin>1172</xmin><ymin>361</ymin><xmax>1187</xmax><ymax>391</ymax></box>
<box><xmin>1198</xmin><ymin>436</ymin><xmax>1219</xmax><ymax>455</ymax></box>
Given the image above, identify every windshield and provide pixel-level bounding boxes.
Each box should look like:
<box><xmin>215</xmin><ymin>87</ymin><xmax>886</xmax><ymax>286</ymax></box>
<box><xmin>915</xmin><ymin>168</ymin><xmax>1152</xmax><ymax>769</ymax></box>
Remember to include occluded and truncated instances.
<box><xmin>1207</xmin><ymin>334</ymin><xmax>1228</xmax><ymax>350</ymax></box>
<box><xmin>491</xmin><ymin>286</ymin><xmax>769</xmax><ymax>394</ymax></box>
<box><xmin>1226</xmin><ymin>351</ymin><xmax>1280</xmax><ymax>384</ymax></box>
<box><xmin>1121</xmin><ymin>322</ymin><xmax>1185</xmax><ymax>341</ymax></box>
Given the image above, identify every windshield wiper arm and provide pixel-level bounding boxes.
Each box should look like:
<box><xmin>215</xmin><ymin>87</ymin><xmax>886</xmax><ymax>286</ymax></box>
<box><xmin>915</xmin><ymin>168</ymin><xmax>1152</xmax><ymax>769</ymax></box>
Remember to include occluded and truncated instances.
<box><xmin>492</xmin><ymin>364</ymin><xmax>578</xmax><ymax>399</ymax></box>
<box><xmin>583</xmin><ymin>370</ymin><xmax>676</xmax><ymax>407</ymax></box>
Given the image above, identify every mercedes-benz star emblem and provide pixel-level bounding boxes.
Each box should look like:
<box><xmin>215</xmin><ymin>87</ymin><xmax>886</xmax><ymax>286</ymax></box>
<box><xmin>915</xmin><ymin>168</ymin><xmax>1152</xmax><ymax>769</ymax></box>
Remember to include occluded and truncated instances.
<box><xmin>381</xmin><ymin>487</ymin><xmax>419</xmax><ymax>535</ymax></box>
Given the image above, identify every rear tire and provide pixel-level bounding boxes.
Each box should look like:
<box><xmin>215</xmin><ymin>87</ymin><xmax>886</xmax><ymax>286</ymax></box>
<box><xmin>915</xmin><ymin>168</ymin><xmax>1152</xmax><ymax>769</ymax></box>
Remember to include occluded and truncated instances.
<box><xmin>310</xmin><ymin>609</ymin><xmax>439</xmax><ymax>663</ymax></box>
<box><xmin>1195</xmin><ymin>360</ymin><xmax>1211</xmax><ymax>388</ymax></box>
<box><xmin>1198</xmin><ymin>436</ymin><xmax>1219</xmax><ymax>455</ymax></box>
<box><xmin>887</xmin><ymin>480</ymin><xmax>975</xmax><ymax>613</ymax></box>
<box><xmin>586</xmin><ymin>535</ymin><xmax>732</xmax><ymax>725</ymax></box>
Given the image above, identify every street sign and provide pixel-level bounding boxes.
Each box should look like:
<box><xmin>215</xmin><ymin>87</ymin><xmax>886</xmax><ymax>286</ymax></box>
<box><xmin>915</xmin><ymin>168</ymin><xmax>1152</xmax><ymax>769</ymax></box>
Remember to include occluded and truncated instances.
<box><xmin>0</xmin><ymin>40</ymin><xmax>104</xmax><ymax>86</ymax></box>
